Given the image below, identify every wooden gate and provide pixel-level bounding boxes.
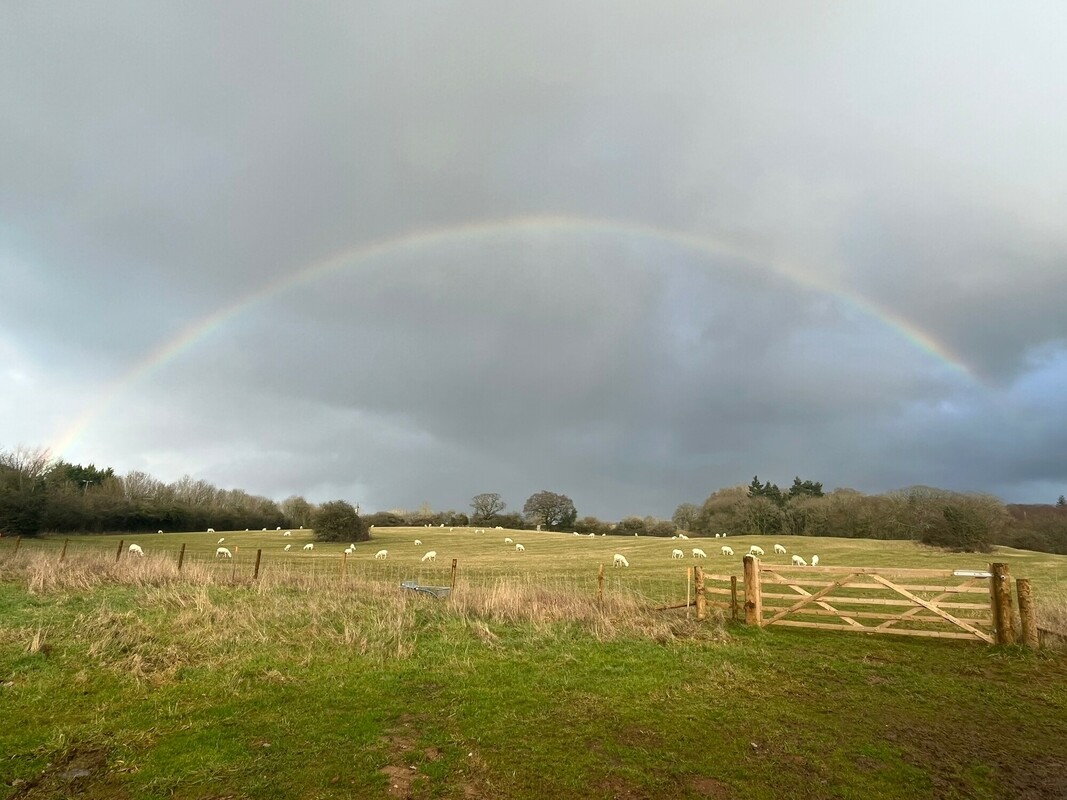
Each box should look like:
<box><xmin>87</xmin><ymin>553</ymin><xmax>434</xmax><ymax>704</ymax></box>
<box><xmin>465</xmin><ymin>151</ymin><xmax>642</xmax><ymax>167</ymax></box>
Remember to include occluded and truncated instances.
<box><xmin>745</xmin><ymin>558</ymin><xmax>997</xmax><ymax>643</ymax></box>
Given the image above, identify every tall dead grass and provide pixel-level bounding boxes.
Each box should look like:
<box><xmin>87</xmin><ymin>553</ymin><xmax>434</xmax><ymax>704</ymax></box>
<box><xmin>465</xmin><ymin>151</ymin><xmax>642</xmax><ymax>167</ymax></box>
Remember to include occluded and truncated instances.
<box><xmin>1</xmin><ymin>550</ymin><xmax>723</xmax><ymax>680</ymax></box>
<box><xmin>1037</xmin><ymin>591</ymin><xmax>1067</xmax><ymax>649</ymax></box>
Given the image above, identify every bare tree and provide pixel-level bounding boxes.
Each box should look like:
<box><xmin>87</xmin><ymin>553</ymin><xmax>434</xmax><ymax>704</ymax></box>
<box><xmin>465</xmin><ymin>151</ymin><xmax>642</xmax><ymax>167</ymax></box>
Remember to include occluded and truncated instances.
<box><xmin>0</xmin><ymin>445</ymin><xmax>54</xmax><ymax>491</ymax></box>
<box><xmin>471</xmin><ymin>492</ymin><xmax>506</xmax><ymax>522</ymax></box>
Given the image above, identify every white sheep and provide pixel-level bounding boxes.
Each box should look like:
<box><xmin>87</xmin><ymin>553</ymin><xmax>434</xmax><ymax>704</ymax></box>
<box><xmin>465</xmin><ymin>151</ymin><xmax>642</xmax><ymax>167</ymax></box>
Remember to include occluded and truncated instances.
<box><xmin>207</xmin><ymin>528</ymin><xmax>215</xmax><ymax>533</ymax></box>
<box><xmin>515</xmin><ymin>543</ymin><xmax>525</xmax><ymax>552</ymax></box>
<box><xmin>749</xmin><ymin>545</ymin><xmax>766</xmax><ymax>557</ymax></box>
<box><xmin>678</xmin><ymin>533</ymin><xmax>689</xmax><ymax>540</ymax></box>
<box><xmin>284</xmin><ymin>544</ymin><xmax>291</xmax><ymax>552</ymax></box>
<box><xmin>344</xmin><ymin>545</ymin><xmax>355</xmax><ymax>555</ymax></box>
<box><xmin>421</xmin><ymin>551</ymin><xmax>437</xmax><ymax>562</ymax></box>
<box><xmin>276</xmin><ymin>526</ymin><xmax>281</xmax><ymax>530</ymax></box>
<box><xmin>157</xmin><ymin>529</ymin><xmax>163</xmax><ymax>534</ymax></box>
<box><xmin>504</xmin><ymin>537</ymin><xmax>513</xmax><ymax>544</ymax></box>
<box><xmin>613</xmin><ymin>553</ymin><xmax>629</xmax><ymax>568</ymax></box>
<box><xmin>495</xmin><ymin>526</ymin><xmax>503</xmax><ymax>529</ymax></box>
<box><xmin>414</xmin><ymin>539</ymin><xmax>422</xmax><ymax>546</ymax></box>
<box><xmin>283</xmin><ymin>531</ymin><xmax>291</xmax><ymax>537</ymax></box>
<box><xmin>715</xmin><ymin>533</ymin><xmax>721</xmax><ymax>538</ymax></box>
<box><xmin>217</xmin><ymin>537</ymin><xmax>225</xmax><ymax>544</ymax></box>
<box><xmin>588</xmin><ymin>532</ymin><xmax>595</xmax><ymax>537</ymax></box>
<box><xmin>692</xmin><ymin>548</ymin><xmax>707</xmax><ymax>558</ymax></box>
<box><xmin>303</xmin><ymin>543</ymin><xmax>314</xmax><ymax>551</ymax></box>
<box><xmin>811</xmin><ymin>555</ymin><xmax>820</xmax><ymax>566</ymax></box>
<box><xmin>774</xmin><ymin>544</ymin><xmax>787</xmax><ymax>555</ymax></box>
<box><xmin>375</xmin><ymin>549</ymin><xmax>388</xmax><ymax>559</ymax></box>
<box><xmin>671</xmin><ymin>549</ymin><xmax>684</xmax><ymax>559</ymax></box>
<box><xmin>128</xmin><ymin>543</ymin><xmax>144</xmax><ymax>556</ymax></box>
<box><xmin>792</xmin><ymin>554</ymin><xmax>808</xmax><ymax>566</ymax></box>
<box><xmin>215</xmin><ymin>547</ymin><xmax>232</xmax><ymax>558</ymax></box>
<box><xmin>721</xmin><ymin>546</ymin><xmax>734</xmax><ymax>556</ymax></box>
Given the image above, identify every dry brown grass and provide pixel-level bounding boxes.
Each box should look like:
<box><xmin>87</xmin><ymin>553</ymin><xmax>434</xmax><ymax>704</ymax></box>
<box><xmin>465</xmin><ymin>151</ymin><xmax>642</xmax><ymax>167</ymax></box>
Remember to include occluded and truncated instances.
<box><xmin>1038</xmin><ymin>592</ymin><xmax>1067</xmax><ymax>649</ymax></box>
<box><xmin>0</xmin><ymin>551</ymin><xmax>724</xmax><ymax>685</ymax></box>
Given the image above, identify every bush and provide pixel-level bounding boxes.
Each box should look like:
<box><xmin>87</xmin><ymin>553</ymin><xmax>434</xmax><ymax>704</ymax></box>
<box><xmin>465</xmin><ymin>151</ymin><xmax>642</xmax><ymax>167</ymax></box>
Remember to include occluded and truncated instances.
<box><xmin>920</xmin><ymin>504</ymin><xmax>993</xmax><ymax>552</ymax></box>
<box><xmin>312</xmin><ymin>500</ymin><xmax>368</xmax><ymax>543</ymax></box>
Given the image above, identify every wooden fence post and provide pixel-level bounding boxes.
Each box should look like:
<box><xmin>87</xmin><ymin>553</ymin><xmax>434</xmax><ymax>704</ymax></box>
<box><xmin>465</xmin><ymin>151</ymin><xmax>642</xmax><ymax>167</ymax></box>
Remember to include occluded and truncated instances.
<box><xmin>1016</xmin><ymin>578</ymin><xmax>1038</xmax><ymax>649</ymax></box>
<box><xmin>115</xmin><ymin>539</ymin><xmax>124</xmax><ymax>563</ymax></box>
<box><xmin>597</xmin><ymin>564</ymin><xmax>604</xmax><ymax>611</ymax></box>
<box><xmin>13</xmin><ymin>535</ymin><xmax>22</xmax><ymax>558</ymax></box>
<box><xmin>989</xmin><ymin>563</ymin><xmax>1016</xmax><ymax>645</ymax></box>
<box><xmin>450</xmin><ymin>558</ymin><xmax>457</xmax><ymax>591</ymax></box>
<box><xmin>340</xmin><ymin>552</ymin><xmax>347</xmax><ymax>583</ymax></box>
<box><xmin>686</xmin><ymin>567</ymin><xmax>692</xmax><ymax>619</ymax></box>
<box><xmin>695</xmin><ymin>565</ymin><xmax>706</xmax><ymax>621</ymax></box>
<box><xmin>177</xmin><ymin>543</ymin><xmax>186</xmax><ymax>571</ymax></box>
<box><xmin>743</xmin><ymin>556</ymin><xmax>762</xmax><ymax>627</ymax></box>
<box><xmin>59</xmin><ymin>538</ymin><xmax>69</xmax><ymax>563</ymax></box>
<box><xmin>253</xmin><ymin>548</ymin><xmax>263</xmax><ymax>580</ymax></box>
<box><xmin>730</xmin><ymin>575</ymin><xmax>739</xmax><ymax>622</ymax></box>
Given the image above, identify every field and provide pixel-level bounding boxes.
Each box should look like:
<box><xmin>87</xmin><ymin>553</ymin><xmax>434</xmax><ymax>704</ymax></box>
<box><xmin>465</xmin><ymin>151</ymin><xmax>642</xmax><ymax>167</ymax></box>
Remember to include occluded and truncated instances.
<box><xmin>2</xmin><ymin>529</ymin><xmax>1067</xmax><ymax>799</ymax></box>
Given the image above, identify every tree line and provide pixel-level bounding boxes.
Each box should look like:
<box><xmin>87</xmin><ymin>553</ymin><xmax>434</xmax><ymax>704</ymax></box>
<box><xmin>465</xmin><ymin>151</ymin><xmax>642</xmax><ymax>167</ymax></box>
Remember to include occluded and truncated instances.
<box><xmin>2</xmin><ymin>446</ymin><xmax>1064</xmax><ymax>555</ymax></box>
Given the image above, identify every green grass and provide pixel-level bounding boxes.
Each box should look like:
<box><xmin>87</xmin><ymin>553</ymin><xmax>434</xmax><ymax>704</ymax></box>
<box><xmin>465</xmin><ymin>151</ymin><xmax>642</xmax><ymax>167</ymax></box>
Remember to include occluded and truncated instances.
<box><xmin>2</xmin><ymin>533</ymin><xmax>1067</xmax><ymax>798</ymax></box>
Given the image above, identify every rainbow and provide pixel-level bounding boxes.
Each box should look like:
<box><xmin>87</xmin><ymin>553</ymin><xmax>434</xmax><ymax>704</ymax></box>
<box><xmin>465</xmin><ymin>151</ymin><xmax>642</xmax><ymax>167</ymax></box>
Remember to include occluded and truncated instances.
<box><xmin>48</xmin><ymin>213</ymin><xmax>973</xmax><ymax>457</ymax></box>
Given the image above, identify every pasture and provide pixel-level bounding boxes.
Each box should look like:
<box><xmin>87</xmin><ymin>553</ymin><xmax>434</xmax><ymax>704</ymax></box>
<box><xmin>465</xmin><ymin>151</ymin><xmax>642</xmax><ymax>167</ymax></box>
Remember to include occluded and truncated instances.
<box><xmin>2</xmin><ymin>529</ymin><xmax>1066</xmax><ymax>799</ymax></box>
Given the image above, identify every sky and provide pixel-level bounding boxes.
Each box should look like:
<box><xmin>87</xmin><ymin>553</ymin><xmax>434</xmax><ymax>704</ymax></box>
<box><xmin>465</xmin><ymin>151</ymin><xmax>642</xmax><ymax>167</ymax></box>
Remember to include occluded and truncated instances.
<box><xmin>2</xmin><ymin>3</ymin><xmax>1065</xmax><ymax>519</ymax></box>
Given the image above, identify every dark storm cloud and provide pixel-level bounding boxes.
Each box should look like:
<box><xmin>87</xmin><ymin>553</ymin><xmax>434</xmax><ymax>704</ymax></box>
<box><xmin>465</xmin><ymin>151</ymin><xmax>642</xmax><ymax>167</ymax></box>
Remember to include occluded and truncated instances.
<box><xmin>2</xmin><ymin>3</ymin><xmax>1065</xmax><ymax>514</ymax></box>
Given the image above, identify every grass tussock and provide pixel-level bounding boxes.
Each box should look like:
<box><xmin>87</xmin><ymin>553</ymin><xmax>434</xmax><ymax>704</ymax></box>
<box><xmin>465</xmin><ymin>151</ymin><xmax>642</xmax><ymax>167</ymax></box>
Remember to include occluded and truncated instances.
<box><xmin>1038</xmin><ymin>592</ymin><xmax>1067</xmax><ymax>649</ymax></box>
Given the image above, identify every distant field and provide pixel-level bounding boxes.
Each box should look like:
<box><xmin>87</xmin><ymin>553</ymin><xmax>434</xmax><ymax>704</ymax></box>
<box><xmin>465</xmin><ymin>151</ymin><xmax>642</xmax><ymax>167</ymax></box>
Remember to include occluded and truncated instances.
<box><xmin>5</xmin><ymin>527</ymin><xmax>1065</xmax><ymax>605</ymax></box>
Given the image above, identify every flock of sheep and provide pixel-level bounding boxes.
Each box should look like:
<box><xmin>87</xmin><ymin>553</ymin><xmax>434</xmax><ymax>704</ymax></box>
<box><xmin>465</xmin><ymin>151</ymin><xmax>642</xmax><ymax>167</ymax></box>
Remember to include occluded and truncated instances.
<box><xmin>122</xmin><ymin>529</ymin><xmax>821</xmax><ymax>571</ymax></box>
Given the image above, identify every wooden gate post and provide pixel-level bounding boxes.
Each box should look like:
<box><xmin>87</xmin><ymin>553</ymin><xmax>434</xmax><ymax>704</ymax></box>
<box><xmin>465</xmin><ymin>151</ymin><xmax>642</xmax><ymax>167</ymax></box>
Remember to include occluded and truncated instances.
<box><xmin>597</xmin><ymin>564</ymin><xmax>604</xmax><ymax>611</ymax></box>
<box><xmin>450</xmin><ymin>558</ymin><xmax>457</xmax><ymax>591</ymax></box>
<box><xmin>177</xmin><ymin>543</ymin><xmax>186</xmax><ymax>571</ymax></box>
<box><xmin>695</xmin><ymin>565</ymin><xmax>706</xmax><ymax>621</ymax></box>
<box><xmin>59</xmin><ymin>538</ymin><xmax>69</xmax><ymax>563</ymax></box>
<box><xmin>743</xmin><ymin>556</ymin><xmax>762</xmax><ymax>627</ymax></box>
<box><xmin>253</xmin><ymin>548</ymin><xmax>263</xmax><ymax>580</ymax></box>
<box><xmin>989</xmin><ymin>563</ymin><xmax>1016</xmax><ymax>645</ymax></box>
<box><xmin>115</xmin><ymin>539</ymin><xmax>124</xmax><ymax>563</ymax></box>
<box><xmin>1016</xmin><ymin>578</ymin><xmax>1038</xmax><ymax>649</ymax></box>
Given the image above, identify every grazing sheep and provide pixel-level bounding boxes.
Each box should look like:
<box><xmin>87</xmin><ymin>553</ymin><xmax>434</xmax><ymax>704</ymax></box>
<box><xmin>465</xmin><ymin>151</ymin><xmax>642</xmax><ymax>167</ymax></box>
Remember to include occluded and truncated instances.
<box><xmin>207</xmin><ymin>528</ymin><xmax>215</xmax><ymax>533</ymax></box>
<box><xmin>276</xmin><ymin>526</ymin><xmax>281</xmax><ymax>530</ymax></box>
<box><xmin>692</xmin><ymin>548</ymin><xmax>708</xmax><ymax>558</ymax></box>
<box><xmin>495</xmin><ymin>526</ymin><xmax>503</xmax><ymax>529</ymax></box>
<box><xmin>303</xmin><ymin>543</ymin><xmax>314</xmax><ymax>551</ymax></box>
<box><xmin>672</xmin><ymin>535</ymin><xmax>677</xmax><ymax>540</ymax></box>
<box><xmin>344</xmin><ymin>545</ymin><xmax>355</xmax><ymax>555</ymax></box>
<box><xmin>217</xmin><ymin>537</ymin><xmax>225</xmax><ymax>545</ymax></box>
<box><xmin>375</xmin><ymin>549</ymin><xmax>388</xmax><ymax>559</ymax></box>
<box><xmin>774</xmin><ymin>544</ymin><xmax>787</xmax><ymax>555</ymax></box>
<box><xmin>421</xmin><ymin>551</ymin><xmax>437</xmax><ymax>562</ymax></box>
<box><xmin>749</xmin><ymin>545</ymin><xmax>766</xmax><ymax>557</ymax></box>
<box><xmin>715</xmin><ymin>533</ymin><xmax>721</xmax><ymax>538</ymax></box>
<box><xmin>613</xmin><ymin>553</ymin><xmax>630</xmax><ymax>568</ymax></box>
<box><xmin>515</xmin><ymin>543</ymin><xmax>525</xmax><ymax>552</ymax></box>
<box><xmin>792</xmin><ymin>554</ymin><xmax>808</xmax><ymax>566</ymax></box>
<box><xmin>415</xmin><ymin>539</ymin><xmax>422</xmax><ymax>546</ymax></box>
<box><xmin>215</xmin><ymin>547</ymin><xmax>232</xmax><ymax>558</ymax></box>
<box><xmin>283</xmin><ymin>531</ymin><xmax>291</xmax><ymax>537</ymax></box>
<box><xmin>811</xmin><ymin>555</ymin><xmax>820</xmax><ymax>566</ymax></box>
<box><xmin>157</xmin><ymin>529</ymin><xmax>163</xmax><ymax>534</ymax></box>
<box><xmin>284</xmin><ymin>544</ymin><xmax>291</xmax><ymax>552</ymax></box>
<box><xmin>588</xmin><ymin>532</ymin><xmax>595</xmax><ymax>537</ymax></box>
<box><xmin>678</xmin><ymin>533</ymin><xmax>689</xmax><ymax>540</ymax></box>
<box><xmin>505</xmin><ymin>537</ymin><xmax>513</xmax><ymax>544</ymax></box>
<box><xmin>128</xmin><ymin>543</ymin><xmax>144</xmax><ymax>556</ymax></box>
<box><xmin>721</xmin><ymin>546</ymin><xmax>734</xmax><ymax>556</ymax></box>
<box><xmin>671</xmin><ymin>549</ymin><xmax>684</xmax><ymax>559</ymax></box>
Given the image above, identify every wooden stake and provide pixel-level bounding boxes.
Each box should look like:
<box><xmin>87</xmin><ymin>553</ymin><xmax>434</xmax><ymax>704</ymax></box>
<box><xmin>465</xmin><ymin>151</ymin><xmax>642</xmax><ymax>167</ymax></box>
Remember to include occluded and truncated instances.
<box><xmin>115</xmin><ymin>539</ymin><xmax>124</xmax><ymax>563</ymax></box>
<box><xmin>177</xmin><ymin>543</ymin><xmax>186</xmax><ymax>571</ymax></box>
<box><xmin>253</xmin><ymin>548</ymin><xmax>263</xmax><ymax>580</ymax></box>
<box><xmin>990</xmin><ymin>563</ymin><xmax>1016</xmax><ymax>645</ymax></box>
<box><xmin>695</xmin><ymin>565</ymin><xmax>706</xmax><ymax>621</ymax></box>
<box><xmin>597</xmin><ymin>563</ymin><xmax>604</xmax><ymax>611</ymax></box>
<box><xmin>1016</xmin><ymin>578</ymin><xmax>1038</xmax><ymax>649</ymax></box>
<box><xmin>340</xmin><ymin>552</ymin><xmax>347</xmax><ymax>583</ymax></box>
<box><xmin>743</xmin><ymin>556</ymin><xmax>762</xmax><ymax>627</ymax></box>
<box><xmin>12</xmin><ymin>535</ymin><xmax>21</xmax><ymax>558</ymax></box>
<box><xmin>450</xmin><ymin>558</ymin><xmax>457</xmax><ymax>591</ymax></box>
<box><xmin>59</xmin><ymin>538</ymin><xmax>69</xmax><ymax>563</ymax></box>
<box><xmin>731</xmin><ymin>575</ymin><xmax>739</xmax><ymax>622</ymax></box>
<box><xmin>686</xmin><ymin>567</ymin><xmax>692</xmax><ymax>620</ymax></box>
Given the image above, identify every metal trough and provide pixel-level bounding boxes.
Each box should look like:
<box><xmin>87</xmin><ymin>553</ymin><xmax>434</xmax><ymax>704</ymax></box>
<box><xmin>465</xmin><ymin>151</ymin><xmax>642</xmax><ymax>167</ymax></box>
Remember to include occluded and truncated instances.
<box><xmin>400</xmin><ymin>579</ymin><xmax>452</xmax><ymax>599</ymax></box>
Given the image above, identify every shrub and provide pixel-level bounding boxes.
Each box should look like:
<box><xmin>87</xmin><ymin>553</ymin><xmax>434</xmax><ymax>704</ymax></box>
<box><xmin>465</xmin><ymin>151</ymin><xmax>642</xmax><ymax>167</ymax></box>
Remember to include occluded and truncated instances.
<box><xmin>312</xmin><ymin>500</ymin><xmax>368</xmax><ymax>542</ymax></box>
